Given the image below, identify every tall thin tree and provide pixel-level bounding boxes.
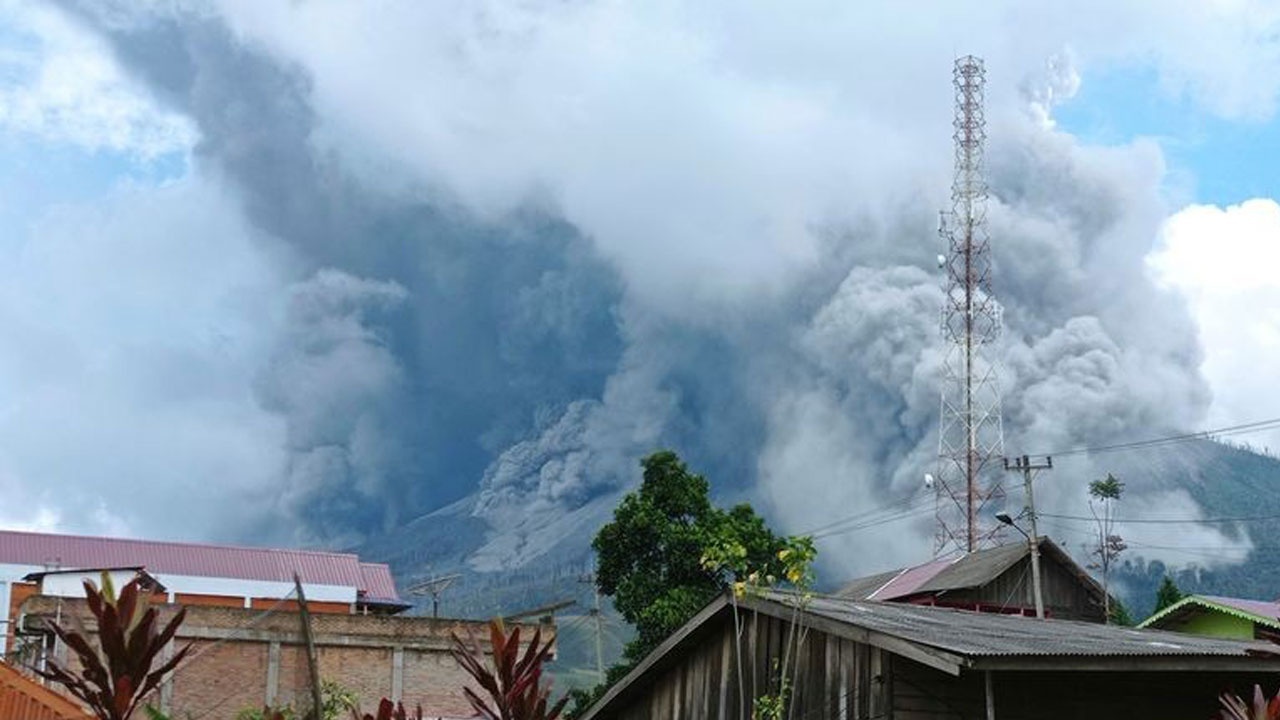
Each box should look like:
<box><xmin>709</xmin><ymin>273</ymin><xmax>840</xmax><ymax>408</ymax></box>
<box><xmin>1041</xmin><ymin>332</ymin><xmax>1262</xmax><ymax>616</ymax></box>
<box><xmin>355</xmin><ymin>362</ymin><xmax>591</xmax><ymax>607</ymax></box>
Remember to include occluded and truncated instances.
<box><xmin>1086</xmin><ymin>474</ymin><xmax>1126</xmax><ymax>623</ymax></box>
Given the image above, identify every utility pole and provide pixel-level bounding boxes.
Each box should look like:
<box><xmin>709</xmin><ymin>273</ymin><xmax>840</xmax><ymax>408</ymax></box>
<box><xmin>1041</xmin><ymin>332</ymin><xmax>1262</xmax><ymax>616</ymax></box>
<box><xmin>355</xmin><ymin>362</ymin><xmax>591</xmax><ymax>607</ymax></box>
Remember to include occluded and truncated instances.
<box><xmin>294</xmin><ymin>574</ymin><xmax>324</xmax><ymax>720</ymax></box>
<box><xmin>579</xmin><ymin>569</ymin><xmax>604</xmax><ymax>680</ymax></box>
<box><xmin>1003</xmin><ymin>455</ymin><xmax>1051</xmax><ymax>619</ymax></box>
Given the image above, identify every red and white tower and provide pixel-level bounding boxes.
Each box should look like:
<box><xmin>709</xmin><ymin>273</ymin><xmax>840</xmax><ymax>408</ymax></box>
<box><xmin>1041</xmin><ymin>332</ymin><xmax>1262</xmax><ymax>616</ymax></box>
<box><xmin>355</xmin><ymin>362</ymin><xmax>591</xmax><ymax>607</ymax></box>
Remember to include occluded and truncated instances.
<box><xmin>934</xmin><ymin>56</ymin><xmax>1005</xmax><ymax>554</ymax></box>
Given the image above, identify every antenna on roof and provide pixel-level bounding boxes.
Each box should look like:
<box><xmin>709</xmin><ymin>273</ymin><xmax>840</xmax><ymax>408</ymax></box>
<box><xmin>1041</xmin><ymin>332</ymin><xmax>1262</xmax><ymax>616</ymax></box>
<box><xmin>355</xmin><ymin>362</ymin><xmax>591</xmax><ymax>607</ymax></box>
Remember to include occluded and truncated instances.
<box><xmin>406</xmin><ymin>573</ymin><xmax>461</xmax><ymax>619</ymax></box>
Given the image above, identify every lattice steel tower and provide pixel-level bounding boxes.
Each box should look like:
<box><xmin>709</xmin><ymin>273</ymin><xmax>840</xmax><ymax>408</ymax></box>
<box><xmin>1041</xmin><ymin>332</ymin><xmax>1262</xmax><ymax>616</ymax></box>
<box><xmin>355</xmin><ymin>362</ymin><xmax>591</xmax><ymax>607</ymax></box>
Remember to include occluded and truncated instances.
<box><xmin>934</xmin><ymin>56</ymin><xmax>1005</xmax><ymax>555</ymax></box>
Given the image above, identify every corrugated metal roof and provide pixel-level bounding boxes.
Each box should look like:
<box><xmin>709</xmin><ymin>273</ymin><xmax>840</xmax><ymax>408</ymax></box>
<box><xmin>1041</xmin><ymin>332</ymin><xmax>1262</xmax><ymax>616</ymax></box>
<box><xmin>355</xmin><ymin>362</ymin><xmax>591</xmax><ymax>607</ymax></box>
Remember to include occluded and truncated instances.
<box><xmin>1200</xmin><ymin>595</ymin><xmax>1280</xmax><ymax>624</ymax></box>
<box><xmin>0</xmin><ymin>530</ymin><xmax>398</xmax><ymax>599</ymax></box>
<box><xmin>836</xmin><ymin>538</ymin><xmax>1102</xmax><ymax>603</ymax></box>
<box><xmin>915</xmin><ymin>542</ymin><xmax>1027</xmax><ymax>594</ymax></box>
<box><xmin>357</xmin><ymin>563</ymin><xmax>400</xmax><ymax>600</ymax></box>
<box><xmin>1140</xmin><ymin>594</ymin><xmax>1280</xmax><ymax>632</ymax></box>
<box><xmin>835</xmin><ymin>569</ymin><xmax>901</xmax><ymax>600</ymax></box>
<box><xmin>0</xmin><ymin>662</ymin><xmax>90</xmax><ymax>720</ymax></box>
<box><xmin>766</xmin><ymin>590</ymin><xmax>1277</xmax><ymax>658</ymax></box>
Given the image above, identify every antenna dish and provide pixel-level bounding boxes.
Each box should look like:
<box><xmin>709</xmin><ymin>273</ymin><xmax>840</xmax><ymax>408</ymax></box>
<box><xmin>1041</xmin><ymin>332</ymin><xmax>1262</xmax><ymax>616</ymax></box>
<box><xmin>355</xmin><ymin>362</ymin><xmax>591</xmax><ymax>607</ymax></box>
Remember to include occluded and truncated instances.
<box><xmin>936</xmin><ymin>254</ymin><xmax>946</xmax><ymax>268</ymax></box>
<box><xmin>924</xmin><ymin>473</ymin><xmax>935</xmax><ymax>489</ymax></box>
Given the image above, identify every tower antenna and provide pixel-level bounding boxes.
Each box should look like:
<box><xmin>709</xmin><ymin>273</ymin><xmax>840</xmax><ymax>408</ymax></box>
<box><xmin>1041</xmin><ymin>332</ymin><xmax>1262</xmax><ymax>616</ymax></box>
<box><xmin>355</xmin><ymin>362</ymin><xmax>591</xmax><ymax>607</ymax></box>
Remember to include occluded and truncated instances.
<box><xmin>934</xmin><ymin>55</ymin><xmax>1005</xmax><ymax>554</ymax></box>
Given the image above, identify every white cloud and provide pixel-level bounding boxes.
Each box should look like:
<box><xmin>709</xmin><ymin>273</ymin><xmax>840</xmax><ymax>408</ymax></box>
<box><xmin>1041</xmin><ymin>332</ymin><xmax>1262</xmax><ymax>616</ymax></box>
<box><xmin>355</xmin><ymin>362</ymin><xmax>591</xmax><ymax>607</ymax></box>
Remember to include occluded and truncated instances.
<box><xmin>201</xmin><ymin>0</ymin><xmax>1280</xmax><ymax>316</ymax></box>
<box><xmin>0</xmin><ymin>0</ymin><xmax>196</xmax><ymax>157</ymax></box>
<box><xmin>1150</xmin><ymin>199</ymin><xmax>1280</xmax><ymax>455</ymax></box>
<box><xmin>0</xmin><ymin>173</ymin><xmax>290</xmax><ymax>541</ymax></box>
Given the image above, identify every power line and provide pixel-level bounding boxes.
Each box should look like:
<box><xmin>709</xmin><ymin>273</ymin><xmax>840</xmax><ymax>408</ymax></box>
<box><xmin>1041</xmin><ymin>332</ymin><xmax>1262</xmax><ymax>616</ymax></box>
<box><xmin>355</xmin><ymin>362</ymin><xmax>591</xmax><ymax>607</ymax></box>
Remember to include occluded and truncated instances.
<box><xmin>1040</xmin><ymin>511</ymin><xmax>1280</xmax><ymax>525</ymax></box>
<box><xmin>797</xmin><ymin>489</ymin><xmax>928</xmax><ymax>537</ymax></box>
<box><xmin>811</xmin><ymin>502</ymin><xmax>935</xmax><ymax>540</ymax></box>
<box><xmin>1039</xmin><ymin>416</ymin><xmax>1280</xmax><ymax>458</ymax></box>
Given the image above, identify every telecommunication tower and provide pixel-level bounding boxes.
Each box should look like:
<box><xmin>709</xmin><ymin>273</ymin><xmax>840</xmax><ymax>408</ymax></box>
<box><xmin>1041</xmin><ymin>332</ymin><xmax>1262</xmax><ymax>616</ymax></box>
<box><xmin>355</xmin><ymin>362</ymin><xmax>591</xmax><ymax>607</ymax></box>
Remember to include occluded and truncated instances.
<box><xmin>934</xmin><ymin>56</ymin><xmax>1005</xmax><ymax>555</ymax></box>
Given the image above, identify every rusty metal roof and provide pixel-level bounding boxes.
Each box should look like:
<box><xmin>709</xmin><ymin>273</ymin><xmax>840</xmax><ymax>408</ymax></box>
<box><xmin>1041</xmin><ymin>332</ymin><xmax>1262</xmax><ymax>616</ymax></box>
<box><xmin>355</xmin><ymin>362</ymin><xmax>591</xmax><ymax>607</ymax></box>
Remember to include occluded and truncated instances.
<box><xmin>0</xmin><ymin>529</ymin><xmax>399</xmax><ymax>599</ymax></box>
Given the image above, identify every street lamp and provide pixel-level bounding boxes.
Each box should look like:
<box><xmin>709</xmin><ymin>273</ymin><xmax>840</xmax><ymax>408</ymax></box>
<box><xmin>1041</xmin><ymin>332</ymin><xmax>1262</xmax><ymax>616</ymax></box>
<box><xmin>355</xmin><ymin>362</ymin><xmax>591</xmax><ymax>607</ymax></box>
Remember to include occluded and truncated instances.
<box><xmin>996</xmin><ymin>512</ymin><xmax>1045</xmax><ymax>619</ymax></box>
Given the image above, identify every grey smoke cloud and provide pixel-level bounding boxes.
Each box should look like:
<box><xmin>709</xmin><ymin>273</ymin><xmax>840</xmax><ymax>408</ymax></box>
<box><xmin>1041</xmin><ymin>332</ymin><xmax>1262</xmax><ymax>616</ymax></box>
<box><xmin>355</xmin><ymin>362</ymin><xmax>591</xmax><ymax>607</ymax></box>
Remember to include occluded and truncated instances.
<box><xmin>34</xmin><ymin>0</ymin><xmax>1280</xmax><ymax>573</ymax></box>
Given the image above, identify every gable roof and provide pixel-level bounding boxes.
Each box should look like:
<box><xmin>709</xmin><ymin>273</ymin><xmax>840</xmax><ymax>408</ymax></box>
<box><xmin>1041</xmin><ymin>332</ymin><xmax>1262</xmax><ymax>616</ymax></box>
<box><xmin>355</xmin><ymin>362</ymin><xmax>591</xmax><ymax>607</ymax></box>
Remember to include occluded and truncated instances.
<box><xmin>1139</xmin><ymin>595</ymin><xmax>1280</xmax><ymax>632</ymax></box>
<box><xmin>0</xmin><ymin>529</ymin><xmax>399</xmax><ymax>600</ymax></box>
<box><xmin>579</xmin><ymin>589</ymin><xmax>1280</xmax><ymax>720</ymax></box>
<box><xmin>836</xmin><ymin>537</ymin><xmax>1105</xmax><ymax>604</ymax></box>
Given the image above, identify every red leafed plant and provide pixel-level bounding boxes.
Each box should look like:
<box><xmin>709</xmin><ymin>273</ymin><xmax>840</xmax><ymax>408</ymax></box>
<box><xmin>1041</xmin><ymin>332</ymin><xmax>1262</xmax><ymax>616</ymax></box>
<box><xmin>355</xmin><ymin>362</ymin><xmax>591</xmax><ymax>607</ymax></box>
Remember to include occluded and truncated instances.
<box><xmin>37</xmin><ymin>573</ymin><xmax>191</xmax><ymax>720</ymax></box>
<box><xmin>1218</xmin><ymin>685</ymin><xmax>1280</xmax><ymax>720</ymax></box>
<box><xmin>349</xmin><ymin>698</ymin><xmax>425</xmax><ymax>720</ymax></box>
<box><xmin>450</xmin><ymin>618</ymin><xmax>567</xmax><ymax>720</ymax></box>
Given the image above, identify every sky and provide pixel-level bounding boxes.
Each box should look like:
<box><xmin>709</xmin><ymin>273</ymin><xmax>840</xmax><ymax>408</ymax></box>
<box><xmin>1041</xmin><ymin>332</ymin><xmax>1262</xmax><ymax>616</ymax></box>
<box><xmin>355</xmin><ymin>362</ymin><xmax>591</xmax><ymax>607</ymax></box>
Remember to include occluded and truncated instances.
<box><xmin>0</xmin><ymin>0</ymin><xmax>1277</xmax><ymax>575</ymax></box>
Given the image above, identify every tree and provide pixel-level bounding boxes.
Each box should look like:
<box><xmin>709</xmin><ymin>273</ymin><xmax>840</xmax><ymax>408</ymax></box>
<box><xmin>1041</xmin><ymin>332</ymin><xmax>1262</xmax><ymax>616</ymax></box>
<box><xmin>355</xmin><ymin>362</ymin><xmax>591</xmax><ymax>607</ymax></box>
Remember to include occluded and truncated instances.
<box><xmin>593</xmin><ymin>450</ymin><xmax>791</xmax><ymax>666</ymax></box>
<box><xmin>1152</xmin><ymin>575</ymin><xmax>1185</xmax><ymax>615</ymax></box>
<box><xmin>1087</xmin><ymin>473</ymin><xmax>1126</xmax><ymax>623</ymax></box>
<box><xmin>1109</xmin><ymin>597</ymin><xmax>1134</xmax><ymax>627</ymax></box>
<box><xmin>568</xmin><ymin>451</ymin><xmax>799</xmax><ymax>718</ymax></box>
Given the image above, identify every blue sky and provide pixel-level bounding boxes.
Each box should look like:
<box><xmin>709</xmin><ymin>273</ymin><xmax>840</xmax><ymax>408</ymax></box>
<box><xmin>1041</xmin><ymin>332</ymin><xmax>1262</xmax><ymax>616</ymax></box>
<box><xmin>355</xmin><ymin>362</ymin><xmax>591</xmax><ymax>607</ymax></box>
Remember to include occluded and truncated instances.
<box><xmin>1056</xmin><ymin>66</ymin><xmax>1280</xmax><ymax>207</ymax></box>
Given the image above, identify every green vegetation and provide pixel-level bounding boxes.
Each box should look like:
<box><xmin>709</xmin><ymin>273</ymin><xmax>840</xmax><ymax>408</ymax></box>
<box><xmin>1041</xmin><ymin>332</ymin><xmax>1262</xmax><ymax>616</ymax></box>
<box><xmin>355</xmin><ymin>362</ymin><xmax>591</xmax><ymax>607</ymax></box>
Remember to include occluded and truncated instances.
<box><xmin>593</xmin><ymin>451</ymin><xmax>793</xmax><ymax>665</ymax></box>
<box><xmin>450</xmin><ymin>618</ymin><xmax>566</xmax><ymax>720</ymax></box>
<box><xmin>1151</xmin><ymin>576</ymin><xmax>1184</xmax><ymax>616</ymax></box>
<box><xmin>567</xmin><ymin>450</ymin><xmax>810</xmax><ymax>718</ymax></box>
<box><xmin>1114</xmin><ymin>441</ymin><xmax>1280</xmax><ymax>617</ymax></box>
<box><xmin>38</xmin><ymin>573</ymin><xmax>190</xmax><ymax>720</ymax></box>
<box><xmin>235</xmin><ymin>680</ymin><xmax>358</xmax><ymax>720</ymax></box>
<box><xmin>1087</xmin><ymin>473</ymin><xmax>1126</xmax><ymax>622</ymax></box>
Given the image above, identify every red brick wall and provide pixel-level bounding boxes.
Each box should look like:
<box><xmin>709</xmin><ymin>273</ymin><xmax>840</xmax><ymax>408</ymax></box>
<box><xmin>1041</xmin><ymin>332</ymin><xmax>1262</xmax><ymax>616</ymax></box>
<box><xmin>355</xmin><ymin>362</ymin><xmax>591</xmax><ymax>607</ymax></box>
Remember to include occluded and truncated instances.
<box><xmin>174</xmin><ymin>592</ymin><xmax>245</xmax><ymax>609</ymax></box>
<box><xmin>402</xmin><ymin>646</ymin><xmax>476</xmax><ymax>718</ymax></box>
<box><xmin>18</xmin><ymin>595</ymin><xmax>552</xmax><ymax>719</ymax></box>
<box><xmin>249</xmin><ymin>598</ymin><xmax>351</xmax><ymax>614</ymax></box>
<box><xmin>318</xmin><ymin>646</ymin><xmax>393</xmax><ymax>706</ymax></box>
<box><xmin>169</xmin><ymin>639</ymin><xmax>268</xmax><ymax>717</ymax></box>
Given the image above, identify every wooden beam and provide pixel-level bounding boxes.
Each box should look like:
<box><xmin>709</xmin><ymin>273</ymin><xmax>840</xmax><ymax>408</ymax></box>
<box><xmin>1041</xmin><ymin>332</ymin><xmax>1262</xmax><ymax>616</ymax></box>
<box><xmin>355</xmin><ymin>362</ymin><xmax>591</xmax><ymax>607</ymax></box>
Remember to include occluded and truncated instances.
<box><xmin>295</xmin><ymin>574</ymin><xmax>324</xmax><ymax>720</ymax></box>
<box><xmin>971</xmin><ymin>655</ymin><xmax>1280</xmax><ymax>673</ymax></box>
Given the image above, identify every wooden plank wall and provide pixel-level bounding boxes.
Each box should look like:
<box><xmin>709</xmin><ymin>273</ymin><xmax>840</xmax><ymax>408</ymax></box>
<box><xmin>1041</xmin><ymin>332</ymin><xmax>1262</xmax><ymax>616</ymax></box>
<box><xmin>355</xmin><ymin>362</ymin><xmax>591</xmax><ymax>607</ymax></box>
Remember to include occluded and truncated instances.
<box><xmin>611</xmin><ymin>609</ymin><xmax>889</xmax><ymax>720</ymax></box>
<box><xmin>942</xmin><ymin>557</ymin><xmax>1104</xmax><ymax>623</ymax></box>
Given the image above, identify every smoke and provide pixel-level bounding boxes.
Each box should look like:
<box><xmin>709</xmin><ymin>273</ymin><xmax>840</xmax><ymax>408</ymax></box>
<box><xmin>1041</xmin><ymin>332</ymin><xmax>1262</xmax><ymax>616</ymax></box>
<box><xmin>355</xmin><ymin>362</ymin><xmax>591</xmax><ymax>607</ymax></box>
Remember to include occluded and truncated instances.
<box><xmin>32</xmin><ymin>0</ymin><xmax>1280</xmax><ymax>572</ymax></box>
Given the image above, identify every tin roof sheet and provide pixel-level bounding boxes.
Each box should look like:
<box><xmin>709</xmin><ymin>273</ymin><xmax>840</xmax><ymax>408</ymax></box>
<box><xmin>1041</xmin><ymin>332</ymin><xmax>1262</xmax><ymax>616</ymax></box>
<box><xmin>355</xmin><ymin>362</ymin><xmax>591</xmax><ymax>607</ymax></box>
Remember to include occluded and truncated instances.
<box><xmin>768</xmin><ymin>590</ymin><xmax>1277</xmax><ymax>658</ymax></box>
<box><xmin>0</xmin><ymin>529</ymin><xmax>398</xmax><ymax>599</ymax></box>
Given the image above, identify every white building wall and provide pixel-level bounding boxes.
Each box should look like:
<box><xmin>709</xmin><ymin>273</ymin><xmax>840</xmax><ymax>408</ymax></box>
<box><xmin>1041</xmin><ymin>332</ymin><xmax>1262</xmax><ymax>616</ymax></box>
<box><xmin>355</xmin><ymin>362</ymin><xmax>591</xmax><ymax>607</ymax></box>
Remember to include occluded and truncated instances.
<box><xmin>148</xmin><ymin>573</ymin><xmax>356</xmax><ymax>604</ymax></box>
<box><xmin>40</xmin><ymin>569</ymin><xmax>152</xmax><ymax>598</ymax></box>
<box><xmin>1</xmin><ymin>562</ymin><xmax>359</xmax><ymax>655</ymax></box>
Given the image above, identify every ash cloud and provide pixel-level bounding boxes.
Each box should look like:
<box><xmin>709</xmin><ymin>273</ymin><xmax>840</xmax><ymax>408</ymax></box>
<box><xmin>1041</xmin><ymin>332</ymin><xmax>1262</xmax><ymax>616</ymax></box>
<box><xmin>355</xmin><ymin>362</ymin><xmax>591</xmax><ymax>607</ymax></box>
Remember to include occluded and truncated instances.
<box><xmin>49</xmin><ymin>1</ymin><xmax>1278</xmax><ymax>572</ymax></box>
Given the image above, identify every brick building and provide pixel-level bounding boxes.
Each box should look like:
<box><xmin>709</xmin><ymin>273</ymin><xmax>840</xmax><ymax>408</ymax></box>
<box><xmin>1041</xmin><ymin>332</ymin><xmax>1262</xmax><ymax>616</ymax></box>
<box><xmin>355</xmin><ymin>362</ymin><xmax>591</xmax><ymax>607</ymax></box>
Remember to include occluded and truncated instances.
<box><xmin>0</xmin><ymin>530</ymin><xmax>551</xmax><ymax>718</ymax></box>
<box><xmin>18</xmin><ymin>594</ymin><xmax>550</xmax><ymax>719</ymax></box>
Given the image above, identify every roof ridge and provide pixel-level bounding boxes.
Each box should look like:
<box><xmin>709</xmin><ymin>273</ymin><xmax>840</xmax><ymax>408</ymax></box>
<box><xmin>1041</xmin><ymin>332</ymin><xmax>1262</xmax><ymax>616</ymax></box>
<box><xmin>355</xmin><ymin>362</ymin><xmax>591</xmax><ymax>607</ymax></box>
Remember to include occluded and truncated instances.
<box><xmin>0</xmin><ymin>528</ymin><xmax>361</xmax><ymax>561</ymax></box>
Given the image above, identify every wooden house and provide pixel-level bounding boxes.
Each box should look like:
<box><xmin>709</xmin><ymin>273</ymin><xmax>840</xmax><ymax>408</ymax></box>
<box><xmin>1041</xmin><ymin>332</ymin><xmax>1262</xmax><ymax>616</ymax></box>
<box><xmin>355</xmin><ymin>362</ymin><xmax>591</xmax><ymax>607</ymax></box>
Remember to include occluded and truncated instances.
<box><xmin>836</xmin><ymin>538</ymin><xmax>1106</xmax><ymax>622</ymax></box>
<box><xmin>1139</xmin><ymin>595</ymin><xmax>1280</xmax><ymax>642</ymax></box>
<box><xmin>578</xmin><ymin>589</ymin><xmax>1280</xmax><ymax>720</ymax></box>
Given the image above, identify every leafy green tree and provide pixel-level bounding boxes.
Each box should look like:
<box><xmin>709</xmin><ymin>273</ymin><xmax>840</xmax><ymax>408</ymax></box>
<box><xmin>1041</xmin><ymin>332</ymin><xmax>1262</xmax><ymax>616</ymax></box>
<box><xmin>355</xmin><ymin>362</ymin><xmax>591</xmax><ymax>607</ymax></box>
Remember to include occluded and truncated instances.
<box><xmin>1152</xmin><ymin>575</ymin><xmax>1185</xmax><ymax>615</ymax></box>
<box><xmin>593</xmin><ymin>450</ymin><xmax>791</xmax><ymax>665</ymax></box>
<box><xmin>568</xmin><ymin>451</ymin><xmax>799</xmax><ymax>718</ymax></box>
